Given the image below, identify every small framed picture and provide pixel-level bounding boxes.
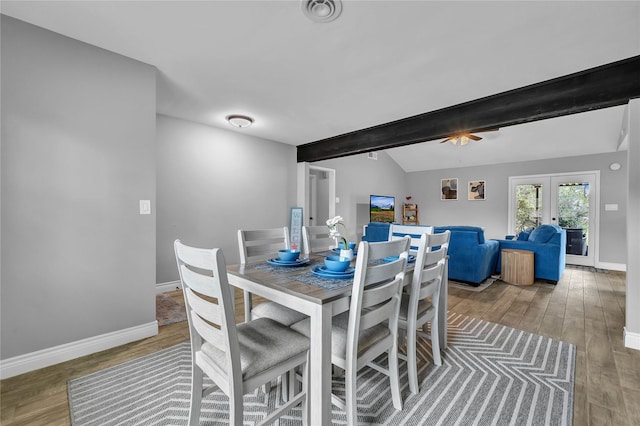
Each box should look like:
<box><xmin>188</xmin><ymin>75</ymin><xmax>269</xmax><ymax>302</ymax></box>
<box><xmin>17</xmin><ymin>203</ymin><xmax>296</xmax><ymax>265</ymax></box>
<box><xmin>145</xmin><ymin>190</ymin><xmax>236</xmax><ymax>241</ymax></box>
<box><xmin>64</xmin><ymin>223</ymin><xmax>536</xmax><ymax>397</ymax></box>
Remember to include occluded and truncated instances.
<box><xmin>441</xmin><ymin>178</ymin><xmax>458</xmax><ymax>200</ymax></box>
<box><xmin>289</xmin><ymin>207</ymin><xmax>303</xmax><ymax>250</ymax></box>
<box><xmin>468</xmin><ymin>180</ymin><xmax>486</xmax><ymax>200</ymax></box>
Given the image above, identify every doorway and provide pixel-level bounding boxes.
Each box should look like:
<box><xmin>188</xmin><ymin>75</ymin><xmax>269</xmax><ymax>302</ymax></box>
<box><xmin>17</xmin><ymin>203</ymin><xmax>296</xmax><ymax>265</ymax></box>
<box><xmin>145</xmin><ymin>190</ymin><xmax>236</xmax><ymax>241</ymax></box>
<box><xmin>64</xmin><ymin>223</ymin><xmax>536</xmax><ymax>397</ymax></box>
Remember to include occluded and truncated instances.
<box><xmin>509</xmin><ymin>171</ymin><xmax>599</xmax><ymax>267</ymax></box>
<box><xmin>297</xmin><ymin>163</ymin><xmax>336</xmax><ymax>227</ymax></box>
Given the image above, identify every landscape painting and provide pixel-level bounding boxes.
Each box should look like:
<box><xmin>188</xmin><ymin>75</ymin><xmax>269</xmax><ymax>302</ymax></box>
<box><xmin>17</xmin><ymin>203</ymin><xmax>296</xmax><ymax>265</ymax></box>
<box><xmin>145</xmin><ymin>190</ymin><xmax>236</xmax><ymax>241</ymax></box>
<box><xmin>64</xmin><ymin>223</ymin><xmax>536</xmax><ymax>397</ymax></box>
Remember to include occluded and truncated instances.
<box><xmin>370</xmin><ymin>195</ymin><xmax>395</xmax><ymax>223</ymax></box>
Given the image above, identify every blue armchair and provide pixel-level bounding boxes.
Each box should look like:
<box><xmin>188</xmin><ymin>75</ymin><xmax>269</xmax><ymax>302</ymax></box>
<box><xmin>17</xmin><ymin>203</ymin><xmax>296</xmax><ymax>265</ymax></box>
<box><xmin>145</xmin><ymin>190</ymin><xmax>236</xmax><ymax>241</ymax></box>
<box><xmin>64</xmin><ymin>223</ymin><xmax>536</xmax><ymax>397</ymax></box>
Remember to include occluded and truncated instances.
<box><xmin>495</xmin><ymin>224</ymin><xmax>566</xmax><ymax>283</ymax></box>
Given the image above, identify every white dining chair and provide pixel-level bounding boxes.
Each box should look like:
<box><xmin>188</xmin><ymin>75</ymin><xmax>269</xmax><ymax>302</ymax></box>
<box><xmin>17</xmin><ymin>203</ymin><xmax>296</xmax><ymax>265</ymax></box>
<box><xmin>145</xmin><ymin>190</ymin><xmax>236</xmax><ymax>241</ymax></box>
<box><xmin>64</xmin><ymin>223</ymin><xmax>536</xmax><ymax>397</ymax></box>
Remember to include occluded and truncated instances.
<box><xmin>397</xmin><ymin>230</ymin><xmax>450</xmax><ymax>394</ymax></box>
<box><xmin>301</xmin><ymin>225</ymin><xmax>336</xmax><ymax>256</ymax></box>
<box><xmin>388</xmin><ymin>223</ymin><xmax>434</xmax><ymax>254</ymax></box>
<box><xmin>237</xmin><ymin>227</ymin><xmax>307</xmax><ymax>326</ymax></box>
<box><xmin>291</xmin><ymin>237</ymin><xmax>411</xmax><ymax>425</ymax></box>
<box><xmin>174</xmin><ymin>240</ymin><xmax>310</xmax><ymax>426</ymax></box>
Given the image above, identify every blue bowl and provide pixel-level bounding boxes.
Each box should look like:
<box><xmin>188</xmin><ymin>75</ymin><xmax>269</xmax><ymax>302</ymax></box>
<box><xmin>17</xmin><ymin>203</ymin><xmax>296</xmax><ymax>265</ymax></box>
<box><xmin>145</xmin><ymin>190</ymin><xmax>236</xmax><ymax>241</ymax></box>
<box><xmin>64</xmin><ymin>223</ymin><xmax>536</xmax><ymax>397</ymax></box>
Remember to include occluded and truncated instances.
<box><xmin>278</xmin><ymin>249</ymin><xmax>300</xmax><ymax>262</ymax></box>
<box><xmin>324</xmin><ymin>255</ymin><xmax>351</xmax><ymax>272</ymax></box>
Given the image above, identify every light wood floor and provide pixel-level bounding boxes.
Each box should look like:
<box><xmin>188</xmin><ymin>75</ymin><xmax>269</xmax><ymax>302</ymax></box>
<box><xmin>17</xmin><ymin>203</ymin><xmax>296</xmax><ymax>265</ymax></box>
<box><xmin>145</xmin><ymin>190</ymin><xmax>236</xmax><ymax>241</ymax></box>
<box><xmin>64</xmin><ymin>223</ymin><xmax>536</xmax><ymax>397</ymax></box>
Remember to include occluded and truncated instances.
<box><xmin>1</xmin><ymin>267</ymin><xmax>638</xmax><ymax>425</ymax></box>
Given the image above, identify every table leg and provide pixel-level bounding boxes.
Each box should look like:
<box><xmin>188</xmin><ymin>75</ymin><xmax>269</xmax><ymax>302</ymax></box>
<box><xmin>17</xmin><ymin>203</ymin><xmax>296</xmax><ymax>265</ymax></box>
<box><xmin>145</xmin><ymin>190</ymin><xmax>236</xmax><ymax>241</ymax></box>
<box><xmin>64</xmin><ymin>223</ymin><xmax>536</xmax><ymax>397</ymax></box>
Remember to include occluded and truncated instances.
<box><xmin>308</xmin><ymin>303</ymin><xmax>333</xmax><ymax>425</ymax></box>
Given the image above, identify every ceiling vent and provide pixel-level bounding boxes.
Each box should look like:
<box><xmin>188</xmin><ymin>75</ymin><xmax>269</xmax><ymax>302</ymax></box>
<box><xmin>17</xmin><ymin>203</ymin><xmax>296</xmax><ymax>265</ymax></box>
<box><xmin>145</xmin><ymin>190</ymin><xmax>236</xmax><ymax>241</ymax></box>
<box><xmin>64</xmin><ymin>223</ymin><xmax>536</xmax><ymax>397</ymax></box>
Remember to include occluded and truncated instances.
<box><xmin>367</xmin><ymin>152</ymin><xmax>378</xmax><ymax>160</ymax></box>
<box><xmin>301</xmin><ymin>0</ymin><xmax>342</xmax><ymax>23</ymax></box>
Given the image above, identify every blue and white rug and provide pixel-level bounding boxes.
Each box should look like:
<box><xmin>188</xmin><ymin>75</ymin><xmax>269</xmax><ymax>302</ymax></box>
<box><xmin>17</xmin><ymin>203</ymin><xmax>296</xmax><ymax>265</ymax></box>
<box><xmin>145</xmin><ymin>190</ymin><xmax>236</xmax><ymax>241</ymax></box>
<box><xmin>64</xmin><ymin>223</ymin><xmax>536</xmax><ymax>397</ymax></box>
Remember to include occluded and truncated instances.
<box><xmin>68</xmin><ymin>313</ymin><xmax>574</xmax><ymax>425</ymax></box>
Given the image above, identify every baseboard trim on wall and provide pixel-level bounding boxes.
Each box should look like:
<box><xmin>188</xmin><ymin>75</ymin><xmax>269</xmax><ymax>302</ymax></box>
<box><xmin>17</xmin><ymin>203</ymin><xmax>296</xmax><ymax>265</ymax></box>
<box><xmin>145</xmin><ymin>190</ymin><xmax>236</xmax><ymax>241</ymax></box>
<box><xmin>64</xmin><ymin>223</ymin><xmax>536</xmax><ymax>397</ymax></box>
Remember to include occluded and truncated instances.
<box><xmin>156</xmin><ymin>280</ymin><xmax>181</xmax><ymax>294</ymax></box>
<box><xmin>0</xmin><ymin>321</ymin><xmax>158</xmax><ymax>380</ymax></box>
<box><xmin>624</xmin><ymin>327</ymin><xmax>640</xmax><ymax>351</ymax></box>
<box><xmin>596</xmin><ymin>262</ymin><xmax>626</xmax><ymax>272</ymax></box>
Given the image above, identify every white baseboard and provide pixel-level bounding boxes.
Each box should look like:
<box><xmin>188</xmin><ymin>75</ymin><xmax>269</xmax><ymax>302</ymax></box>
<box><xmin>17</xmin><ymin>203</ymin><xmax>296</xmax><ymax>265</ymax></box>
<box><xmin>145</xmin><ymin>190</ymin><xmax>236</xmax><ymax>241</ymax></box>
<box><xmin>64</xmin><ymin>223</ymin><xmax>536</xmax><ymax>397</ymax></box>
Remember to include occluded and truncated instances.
<box><xmin>0</xmin><ymin>321</ymin><xmax>158</xmax><ymax>380</ymax></box>
<box><xmin>624</xmin><ymin>327</ymin><xmax>640</xmax><ymax>351</ymax></box>
<box><xmin>596</xmin><ymin>262</ymin><xmax>626</xmax><ymax>272</ymax></box>
<box><xmin>156</xmin><ymin>280</ymin><xmax>181</xmax><ymax>294</ymax></box>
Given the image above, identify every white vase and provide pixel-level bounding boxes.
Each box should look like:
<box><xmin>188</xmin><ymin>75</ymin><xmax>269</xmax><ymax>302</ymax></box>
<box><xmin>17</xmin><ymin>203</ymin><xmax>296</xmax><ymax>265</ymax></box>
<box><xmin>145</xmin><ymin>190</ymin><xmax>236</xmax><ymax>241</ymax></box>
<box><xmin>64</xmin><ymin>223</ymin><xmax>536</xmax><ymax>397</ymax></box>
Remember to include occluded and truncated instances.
<box><xmin>340</xmin><ymin>249</ymin><xmax>354</xmax><ymax>260</ymax></box>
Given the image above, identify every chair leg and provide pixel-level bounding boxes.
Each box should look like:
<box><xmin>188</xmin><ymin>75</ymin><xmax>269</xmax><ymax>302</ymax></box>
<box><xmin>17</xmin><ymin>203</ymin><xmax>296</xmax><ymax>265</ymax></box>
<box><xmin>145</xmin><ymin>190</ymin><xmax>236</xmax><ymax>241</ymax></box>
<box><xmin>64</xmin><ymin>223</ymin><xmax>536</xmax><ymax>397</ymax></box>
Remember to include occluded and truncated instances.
<box><xmin>345</xmin><ymin>366</ymin><xmax>358</xmax><ymax>426</ymax></box>
<box><xmin>388</xmin><ymin>342</ymin><xmax>403</xmax><ymax>411</ymax></box>
<box><xmin>407</xmin><ymin>322</ymin><xmax>419</xmax><ymax>394</ymax></box>
<box><xmin>188</xmin><ymin>365</ymin><xmax>203</xmax><ymax>426</ymax></box>
<box><xmin>302</xmin><ymin>353</ymin><xmax>310</xmax><ymax>426</ymax></box>
<box><xmin>431</xmin><ymin>316</ymin><xmax>442</xmax><ymax>366</ymax></box>
<box><xmin>229</xmin><ymin>384</ymin><xmax>244</xmax><ymax>426</ymax></box>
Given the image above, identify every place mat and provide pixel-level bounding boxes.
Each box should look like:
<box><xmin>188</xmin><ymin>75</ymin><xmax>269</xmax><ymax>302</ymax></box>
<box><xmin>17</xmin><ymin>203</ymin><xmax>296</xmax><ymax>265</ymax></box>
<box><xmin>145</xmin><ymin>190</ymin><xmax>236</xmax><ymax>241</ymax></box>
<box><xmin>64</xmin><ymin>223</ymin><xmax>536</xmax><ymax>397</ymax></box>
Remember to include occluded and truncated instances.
<box><xmin>294</xmin><ymin>271</ymin><xmax>354</xmax><ymax>290</ymax></box>
<box><xmin>246</xmin><ymin>261</ymin><xmax>314</xmax><ymax>275</ymax></box>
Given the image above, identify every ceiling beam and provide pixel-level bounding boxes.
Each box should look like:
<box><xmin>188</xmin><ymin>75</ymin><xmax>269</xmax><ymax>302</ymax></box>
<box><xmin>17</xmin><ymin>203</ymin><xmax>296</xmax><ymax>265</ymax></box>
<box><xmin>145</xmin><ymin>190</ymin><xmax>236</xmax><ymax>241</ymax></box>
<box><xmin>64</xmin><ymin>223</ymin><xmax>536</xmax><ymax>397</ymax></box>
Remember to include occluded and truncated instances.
<box><xmin>297</xmin><ymin>55</ymin><xmax>640</xmax><ymax>163</ymax></box>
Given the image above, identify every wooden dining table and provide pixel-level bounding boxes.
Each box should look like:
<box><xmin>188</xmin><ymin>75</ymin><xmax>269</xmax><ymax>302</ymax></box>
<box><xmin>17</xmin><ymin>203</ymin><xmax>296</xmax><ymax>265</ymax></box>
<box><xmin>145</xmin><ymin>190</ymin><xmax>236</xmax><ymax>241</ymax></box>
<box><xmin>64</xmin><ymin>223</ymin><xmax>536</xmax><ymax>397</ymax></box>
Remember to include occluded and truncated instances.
<box><xmin>226</xmin><ymin>252</ymin><xmax>448</xmax><ymax>426</ymax></box>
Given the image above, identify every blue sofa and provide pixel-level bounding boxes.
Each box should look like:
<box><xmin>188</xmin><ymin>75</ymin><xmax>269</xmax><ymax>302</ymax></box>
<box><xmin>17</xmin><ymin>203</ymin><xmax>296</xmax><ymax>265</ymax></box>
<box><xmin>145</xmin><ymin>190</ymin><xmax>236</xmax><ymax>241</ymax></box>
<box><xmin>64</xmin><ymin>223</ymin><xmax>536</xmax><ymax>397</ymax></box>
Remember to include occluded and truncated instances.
<box><xmin>495</xmin><ymin>224</ymin><xmax>566</xmax><ymax>283</ymax></box>
<box><xmin>363</xmin><ymin>223</ymin><xmax>500</xmax><ymax>286</ymax></box>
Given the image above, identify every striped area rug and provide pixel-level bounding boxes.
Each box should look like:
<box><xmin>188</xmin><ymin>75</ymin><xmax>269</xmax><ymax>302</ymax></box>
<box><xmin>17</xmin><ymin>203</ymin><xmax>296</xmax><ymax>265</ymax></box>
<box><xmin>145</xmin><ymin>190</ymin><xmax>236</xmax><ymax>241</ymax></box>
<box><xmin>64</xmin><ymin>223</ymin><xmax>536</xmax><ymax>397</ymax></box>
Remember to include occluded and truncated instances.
<box><xmin>68</xmin><ymin>313</ymin><xmax>574</xmax><ymax>425</ymax></box>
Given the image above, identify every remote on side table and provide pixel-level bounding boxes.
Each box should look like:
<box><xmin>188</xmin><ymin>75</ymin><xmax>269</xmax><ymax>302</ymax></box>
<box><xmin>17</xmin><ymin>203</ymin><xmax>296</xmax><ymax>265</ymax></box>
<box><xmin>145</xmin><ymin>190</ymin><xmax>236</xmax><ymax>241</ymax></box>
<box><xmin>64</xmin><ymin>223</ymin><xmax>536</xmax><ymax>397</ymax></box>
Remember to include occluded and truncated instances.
<box><xmin>501</xmin><ymin>249</ymin><xmax>534</xmax><ymax>286</ymax></box>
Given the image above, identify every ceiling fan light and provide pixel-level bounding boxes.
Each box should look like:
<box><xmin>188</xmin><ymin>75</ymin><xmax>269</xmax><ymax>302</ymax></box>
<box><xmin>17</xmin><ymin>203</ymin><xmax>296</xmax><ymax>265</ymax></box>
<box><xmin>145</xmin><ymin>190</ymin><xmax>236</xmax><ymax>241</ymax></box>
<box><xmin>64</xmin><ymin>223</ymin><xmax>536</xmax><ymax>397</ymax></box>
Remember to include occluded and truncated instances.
<box><xmin>460</xmin><ymin>135</ymin><xmax>469</xmax><ymax>145</ymax></box>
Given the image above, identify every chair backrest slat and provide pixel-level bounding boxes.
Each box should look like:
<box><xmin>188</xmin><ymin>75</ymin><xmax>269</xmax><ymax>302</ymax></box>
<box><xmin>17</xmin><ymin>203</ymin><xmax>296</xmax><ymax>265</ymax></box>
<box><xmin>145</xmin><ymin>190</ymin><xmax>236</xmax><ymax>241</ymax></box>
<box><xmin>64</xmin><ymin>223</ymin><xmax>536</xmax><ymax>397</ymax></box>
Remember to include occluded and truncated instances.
<box><xmin>190</xmin><ymin>309</ymin><xmax>225</xmax><ymax>346</ymax></box>
<box><xmin>184</xmin><ymin>287</ymin><xmax>223</xmax><ymax>326</ymax></box>
<box><xmin>179</xmin><ymin>265</ymin><xmax>220</xmax><ymax>299</ymax></box>
<box><xmin>238</xmin><ymin>227</ymin><xmax>290</xmax><ymax>263</ymax></box>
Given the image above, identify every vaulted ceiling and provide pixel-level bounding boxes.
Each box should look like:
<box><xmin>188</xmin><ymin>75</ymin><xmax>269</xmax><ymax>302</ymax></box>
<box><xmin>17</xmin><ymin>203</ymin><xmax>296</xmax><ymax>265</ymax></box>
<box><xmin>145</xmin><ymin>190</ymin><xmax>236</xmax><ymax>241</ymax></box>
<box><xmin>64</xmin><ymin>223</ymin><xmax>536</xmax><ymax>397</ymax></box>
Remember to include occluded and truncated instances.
<box><xmin>2</xmin><ymin>1</ymin><xmax>638</xmax><ymax>171</ymax></box>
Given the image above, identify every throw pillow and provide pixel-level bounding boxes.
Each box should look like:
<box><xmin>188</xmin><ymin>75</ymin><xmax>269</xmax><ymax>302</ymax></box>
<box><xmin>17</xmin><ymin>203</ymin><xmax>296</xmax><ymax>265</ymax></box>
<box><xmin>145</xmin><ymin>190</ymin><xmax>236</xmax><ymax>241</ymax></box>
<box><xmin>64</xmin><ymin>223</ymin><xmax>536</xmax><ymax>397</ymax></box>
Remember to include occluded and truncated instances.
<box><xmin>517</xmin><ymin>231</ymin><xmax>531</xmax><ymax>241</ymax></box>
<box><xmin>528</xmin><ymin>225</ymin><xmax>557</xmax><ymax>243</ymax></box>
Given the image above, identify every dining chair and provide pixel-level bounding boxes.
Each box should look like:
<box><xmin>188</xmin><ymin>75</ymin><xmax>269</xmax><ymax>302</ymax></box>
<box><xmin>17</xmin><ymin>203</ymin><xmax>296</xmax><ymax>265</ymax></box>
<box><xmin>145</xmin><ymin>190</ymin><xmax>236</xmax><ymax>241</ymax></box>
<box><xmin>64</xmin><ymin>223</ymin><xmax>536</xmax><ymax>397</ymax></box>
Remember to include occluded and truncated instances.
<box><xmin>237</xmin><ymin>227</ymin><xmax>307</xmax><ymax>325</ymax></box>
<box><xmin>397</xmin><ymin>230</ymin><xmax>450</xmax><ymax>394</ymax></box>
<box><xmin>301</xmin><ymin>225</ymin><xmax>336</xmax><ymax>256</ymax></box>
<box><xmin>388</xmin><ymin>223</ymin><xmax>434</xmax><ymax>254</ymax></box>
<box><xmin>291</xmin><ymin>237</ymin><xmax>411</xmax><ymax>425</ymax></box>
<box><xmin>174</xmin><ymin>240</ymin><xmax>310</xmax><ymax>426</ymax></box>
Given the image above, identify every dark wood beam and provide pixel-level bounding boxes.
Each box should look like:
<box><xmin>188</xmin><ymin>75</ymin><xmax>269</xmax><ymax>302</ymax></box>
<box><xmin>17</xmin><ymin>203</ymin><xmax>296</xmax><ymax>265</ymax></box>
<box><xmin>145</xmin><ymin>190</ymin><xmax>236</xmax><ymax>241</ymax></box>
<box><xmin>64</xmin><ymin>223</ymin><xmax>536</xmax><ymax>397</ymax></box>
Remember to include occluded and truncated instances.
<box><xmin>297</xmin><ymin>55</ymin><xmax>640</xmax><ymax>163</ymax></box>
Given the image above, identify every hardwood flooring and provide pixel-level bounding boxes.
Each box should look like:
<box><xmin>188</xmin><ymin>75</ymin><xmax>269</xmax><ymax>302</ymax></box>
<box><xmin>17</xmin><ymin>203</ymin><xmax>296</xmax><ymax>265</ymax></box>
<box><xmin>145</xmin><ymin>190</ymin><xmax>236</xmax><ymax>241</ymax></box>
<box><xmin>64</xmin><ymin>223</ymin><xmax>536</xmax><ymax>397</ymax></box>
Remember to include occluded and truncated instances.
<box><xmin>1</xmin><ymin>267</ymin><xmax>638</xmax><ymax>425</ymax></box>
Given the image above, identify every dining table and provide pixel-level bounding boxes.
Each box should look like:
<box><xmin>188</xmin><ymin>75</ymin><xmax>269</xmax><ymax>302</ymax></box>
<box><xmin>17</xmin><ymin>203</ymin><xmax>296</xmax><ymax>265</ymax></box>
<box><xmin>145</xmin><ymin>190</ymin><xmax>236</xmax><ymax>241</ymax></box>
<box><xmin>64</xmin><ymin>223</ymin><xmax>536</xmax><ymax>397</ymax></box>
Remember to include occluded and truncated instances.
<box><xmin>226</xmin><ymin>251</ymin><xmax>448</xmax><ymax>426</ymax></box>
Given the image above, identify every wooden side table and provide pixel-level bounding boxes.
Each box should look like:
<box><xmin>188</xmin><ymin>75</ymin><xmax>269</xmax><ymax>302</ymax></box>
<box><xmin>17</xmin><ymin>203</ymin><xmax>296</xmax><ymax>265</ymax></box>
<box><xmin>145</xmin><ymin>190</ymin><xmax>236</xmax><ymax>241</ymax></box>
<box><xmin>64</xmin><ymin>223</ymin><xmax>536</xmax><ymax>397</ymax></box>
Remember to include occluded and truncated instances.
<box><xmin>501</xmin><ymin>249</ymin><xmax>534</xmax><ymax>286</ymax></box>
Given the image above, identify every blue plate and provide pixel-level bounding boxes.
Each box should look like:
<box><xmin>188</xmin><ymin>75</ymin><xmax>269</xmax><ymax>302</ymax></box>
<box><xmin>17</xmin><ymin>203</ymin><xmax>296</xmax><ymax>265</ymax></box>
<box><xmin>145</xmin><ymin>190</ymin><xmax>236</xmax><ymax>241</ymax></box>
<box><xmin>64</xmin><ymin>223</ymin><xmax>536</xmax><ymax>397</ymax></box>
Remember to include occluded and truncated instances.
<box><xmin>311</xmin><ymin>265</ymin><xmax>355</xmax><ymax>279</ymax></box>
<box><xmin>267</xmin><ymin>258</ymin><xmax>310</xmax><ymax>267</ymax></box>
<box><xmin>383</xmin><ymin>254</ymin><xmax>416</xmax><ymax>263</ymax></box>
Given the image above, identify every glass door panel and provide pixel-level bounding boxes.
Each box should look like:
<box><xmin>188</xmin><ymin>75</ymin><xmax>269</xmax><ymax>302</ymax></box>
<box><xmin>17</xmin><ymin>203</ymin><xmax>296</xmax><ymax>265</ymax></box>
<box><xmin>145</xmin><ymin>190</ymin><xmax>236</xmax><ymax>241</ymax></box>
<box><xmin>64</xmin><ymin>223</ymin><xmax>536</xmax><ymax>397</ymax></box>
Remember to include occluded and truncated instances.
<box><xmin>551</xmin><ymin>174</ymin><xmax>596</xmax><ymax>266</ymax></box>
<box><xmin>515</xmin><ymin>183</ymin><xmax>544</xmax><ymax>232</ymax></box>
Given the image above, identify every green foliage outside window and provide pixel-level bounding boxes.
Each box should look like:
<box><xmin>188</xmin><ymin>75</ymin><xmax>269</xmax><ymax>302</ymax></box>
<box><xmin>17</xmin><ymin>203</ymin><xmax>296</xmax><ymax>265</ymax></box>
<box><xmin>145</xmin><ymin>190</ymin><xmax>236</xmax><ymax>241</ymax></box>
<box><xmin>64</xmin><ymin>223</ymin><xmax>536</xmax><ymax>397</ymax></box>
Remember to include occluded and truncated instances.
<box><xmin>515</xmin><ymin>184</ymin><xmax>542</xmax><ymax>233</ymax></box>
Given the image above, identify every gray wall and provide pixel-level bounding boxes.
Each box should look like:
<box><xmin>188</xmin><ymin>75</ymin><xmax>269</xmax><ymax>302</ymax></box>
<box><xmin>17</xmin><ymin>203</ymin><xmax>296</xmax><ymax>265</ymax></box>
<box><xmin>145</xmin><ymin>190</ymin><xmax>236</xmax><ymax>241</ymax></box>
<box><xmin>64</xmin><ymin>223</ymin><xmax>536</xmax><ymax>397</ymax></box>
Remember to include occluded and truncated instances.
<box><xmin>156</xmin><ymin>115</ymin><xmax>297</xmax><ymax>284</ymax></box>
<box><xmin>405</xmin><ymin>151</ymin><xmax>628</xmax><ymax>265</ymax></box>
<box><xmin>1</xmin><ymin>16</ymin><xmax>157</xmax><ymax>359</ymax></box>
<box><xmin>312</xmin><ymin>151</ymin><xmax>407</xmax><ymax>242</ymax></box>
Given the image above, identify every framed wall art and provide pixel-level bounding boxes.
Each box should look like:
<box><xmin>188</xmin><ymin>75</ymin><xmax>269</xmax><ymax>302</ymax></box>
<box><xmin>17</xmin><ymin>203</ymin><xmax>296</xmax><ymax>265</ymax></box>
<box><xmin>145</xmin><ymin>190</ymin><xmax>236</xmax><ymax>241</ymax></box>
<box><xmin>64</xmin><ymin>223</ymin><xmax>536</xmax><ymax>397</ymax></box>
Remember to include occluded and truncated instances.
<box><xmin>289</xmin><ymin>207</ymin><xmax>303</xmax><ymax>250</ymax></box>
<box><xmin>441</xmin><ymin>178</ymin><xmax>458</xmax><ymax>200</ymax></box>
<box><xmin>468</xmin><ymin>180</ymin><xmax>486</xmax><ymax>200</ymax></box>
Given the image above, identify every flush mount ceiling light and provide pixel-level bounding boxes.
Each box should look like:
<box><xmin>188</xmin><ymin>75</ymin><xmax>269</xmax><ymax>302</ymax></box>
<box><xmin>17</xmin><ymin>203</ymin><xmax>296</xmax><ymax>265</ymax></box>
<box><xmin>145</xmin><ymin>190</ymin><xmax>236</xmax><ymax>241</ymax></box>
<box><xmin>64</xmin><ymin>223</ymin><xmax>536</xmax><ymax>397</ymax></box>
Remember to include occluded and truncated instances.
<box><xmin>226</xmin><ymin>114</ymin><xmax>253</xmax><ymax>128</ymax></box>
<box><xmin>301</xmin><ymin>0</ymin><xmax>342</xmax><ymax>23</ymax></box>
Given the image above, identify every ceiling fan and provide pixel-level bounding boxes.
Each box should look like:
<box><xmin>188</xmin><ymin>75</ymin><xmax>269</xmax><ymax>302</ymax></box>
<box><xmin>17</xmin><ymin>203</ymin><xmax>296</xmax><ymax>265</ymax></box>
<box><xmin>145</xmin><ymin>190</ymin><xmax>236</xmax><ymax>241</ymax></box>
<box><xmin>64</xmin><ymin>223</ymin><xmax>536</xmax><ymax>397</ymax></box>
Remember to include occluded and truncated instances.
<box><xmin>441</xmin><ymin>129</ymin><xmax>499</xmax><ymax>145</ymax></box>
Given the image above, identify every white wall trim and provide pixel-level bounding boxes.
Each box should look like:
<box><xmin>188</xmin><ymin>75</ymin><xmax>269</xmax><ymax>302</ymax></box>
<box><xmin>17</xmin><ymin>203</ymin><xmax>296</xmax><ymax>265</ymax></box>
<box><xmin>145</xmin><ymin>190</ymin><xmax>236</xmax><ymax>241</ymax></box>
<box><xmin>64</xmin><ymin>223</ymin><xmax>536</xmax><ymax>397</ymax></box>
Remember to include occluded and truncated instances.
<box><xmin>156</xmin><ymin>280</ymin><xmax>181</xmax><ymax>294</ymax></box>
<box><xmin>0</xmin><ymin>321</ymin><xmax>158</xmax><ymax>380</ymax></box>
<box><xmin>596</xmin><ymin>262</ymin><xmax>626</xmax><ymax>272</ymax></box>
<box><xmin>624</xmin><ymin>327</ymin><xmax>640</xmax><ymax>351</ymax></box>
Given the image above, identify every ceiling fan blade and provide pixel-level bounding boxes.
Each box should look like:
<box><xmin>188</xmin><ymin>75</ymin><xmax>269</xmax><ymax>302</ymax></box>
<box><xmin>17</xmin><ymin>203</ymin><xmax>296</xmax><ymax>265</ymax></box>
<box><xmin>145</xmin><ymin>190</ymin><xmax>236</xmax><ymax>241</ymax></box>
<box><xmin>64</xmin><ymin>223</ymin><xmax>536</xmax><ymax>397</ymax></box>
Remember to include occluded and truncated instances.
<box><xmin>468</xmin><ymin>134</ymin><xmax>482</xmax><ymax>141</ymax></box>
<box><xmin>441</xmin><ymin>137</ymin><xmax>455</xmax><ymax>144</ymax></box>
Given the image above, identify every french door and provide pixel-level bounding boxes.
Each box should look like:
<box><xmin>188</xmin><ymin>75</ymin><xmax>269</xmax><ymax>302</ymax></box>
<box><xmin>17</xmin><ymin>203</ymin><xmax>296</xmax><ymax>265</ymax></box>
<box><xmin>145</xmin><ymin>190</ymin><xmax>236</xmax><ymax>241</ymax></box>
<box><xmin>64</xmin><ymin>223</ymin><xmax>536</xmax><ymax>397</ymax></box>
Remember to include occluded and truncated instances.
<box><xmin>509</xmin><ymin>172</ymin><xmax>599</xmax><ymax>267</ymax></box>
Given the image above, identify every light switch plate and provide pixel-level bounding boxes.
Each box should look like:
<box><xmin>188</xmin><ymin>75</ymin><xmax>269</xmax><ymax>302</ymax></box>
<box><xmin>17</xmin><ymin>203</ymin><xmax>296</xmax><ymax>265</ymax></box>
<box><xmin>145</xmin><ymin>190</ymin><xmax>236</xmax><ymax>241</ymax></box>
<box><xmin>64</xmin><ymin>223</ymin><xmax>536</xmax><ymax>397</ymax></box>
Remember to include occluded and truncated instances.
<box><xmin>140</xmin><ymin>200</ymin><xmax>151</xmax><ymax>215</ymax></box>
<box><xmin>605</xmin><ymin>203</ymin><xmax>618</xmax><ymax>211</ymax></box>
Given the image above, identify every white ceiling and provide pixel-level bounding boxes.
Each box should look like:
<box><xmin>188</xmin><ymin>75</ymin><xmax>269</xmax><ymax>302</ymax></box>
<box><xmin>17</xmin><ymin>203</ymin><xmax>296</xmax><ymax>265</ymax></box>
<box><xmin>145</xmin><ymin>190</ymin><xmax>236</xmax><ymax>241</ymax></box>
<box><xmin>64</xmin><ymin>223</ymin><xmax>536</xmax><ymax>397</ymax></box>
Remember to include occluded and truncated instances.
<box><xmin>2</xmin><ymin>1</ymin><xmax>638</xmax><ymax>171</ymax></box>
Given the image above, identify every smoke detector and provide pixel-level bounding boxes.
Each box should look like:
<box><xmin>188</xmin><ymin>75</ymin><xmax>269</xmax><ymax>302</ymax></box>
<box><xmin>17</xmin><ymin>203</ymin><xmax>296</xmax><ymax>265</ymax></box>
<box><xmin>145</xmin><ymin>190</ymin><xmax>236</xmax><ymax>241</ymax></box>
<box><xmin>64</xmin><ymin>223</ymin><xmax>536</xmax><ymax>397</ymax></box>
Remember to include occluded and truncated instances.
<box><xmin>301</xmin><ymin>0</ymin><xmax>342</xmax><ymax>23</ymax></box>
